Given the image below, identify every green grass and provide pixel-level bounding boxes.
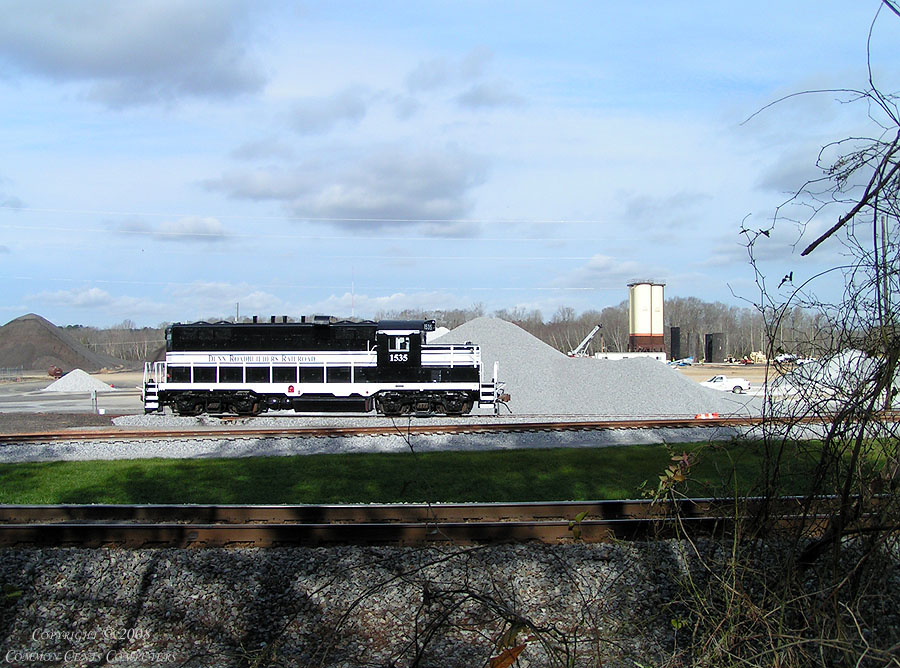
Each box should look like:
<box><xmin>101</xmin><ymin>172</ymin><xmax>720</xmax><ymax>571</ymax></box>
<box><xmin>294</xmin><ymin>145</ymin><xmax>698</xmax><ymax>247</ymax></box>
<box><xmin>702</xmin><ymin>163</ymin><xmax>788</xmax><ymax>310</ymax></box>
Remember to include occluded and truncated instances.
<box><xmin>0</xmin><ymin>440</ymin><xmax>820</xmax><ymax>505</ymax></box>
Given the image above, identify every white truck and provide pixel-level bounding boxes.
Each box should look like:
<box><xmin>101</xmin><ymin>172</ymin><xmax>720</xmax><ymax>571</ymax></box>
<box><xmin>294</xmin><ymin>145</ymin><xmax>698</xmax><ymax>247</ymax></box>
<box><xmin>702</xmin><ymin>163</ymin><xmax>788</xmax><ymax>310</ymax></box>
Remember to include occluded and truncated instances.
<box><xmin>701</xmin><ymin>374</ymin><xmax>751</xmax><ymax>394</ymax></box>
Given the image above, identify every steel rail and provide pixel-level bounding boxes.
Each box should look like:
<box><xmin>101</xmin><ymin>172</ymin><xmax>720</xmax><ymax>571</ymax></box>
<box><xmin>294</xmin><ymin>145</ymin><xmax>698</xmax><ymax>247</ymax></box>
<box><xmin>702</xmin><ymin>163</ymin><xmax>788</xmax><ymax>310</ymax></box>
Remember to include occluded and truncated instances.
<box><xmin>0</xmin><ymin>499</ymin><xmax>722</xmax><ymax>524</ymax></box>
<box><xmin>0</xmin><ymin>497</ymin><xmax>833</xmax><ymax>548</ymax></box>
<box><xmin>0</xmin><ymin>500</ymin><xmax>730</xmax><ymax>547</ymax></box>
<box><xmin>0</xmin><ymin>415</ymin><xmax>826</xmax><ymax>444</ymax></box>
<box><xmin>0</xmin><ymin>519</ymin><xmax>728</xmax><ymax>547</ymax></box>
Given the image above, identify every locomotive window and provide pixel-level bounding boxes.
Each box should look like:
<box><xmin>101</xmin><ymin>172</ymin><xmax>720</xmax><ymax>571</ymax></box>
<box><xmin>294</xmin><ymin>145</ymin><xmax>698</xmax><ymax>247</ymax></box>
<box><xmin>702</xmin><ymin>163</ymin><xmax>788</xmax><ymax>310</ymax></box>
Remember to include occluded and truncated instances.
<box><xmin>246</xmin><ymin>366</ymin><xmax>270</xmax><ymax>383</ymax></box>
<box><xmin>220</xmin><ymin>366</ymin><xmax>243</xmax><ymax>383</ymax></box>
<box><xmin>168</xmin><ymin>366</ymin><xmax>190</xmax><ymax>383</ymax></box>
<box><xmin>388</xmin><ymin>336</ymin><xmax>410</xmax><ymax>352</ymax></box>
<box><xmin>355</xmin><ymin>366</ymin><xmax>376</xmax><ymax>382</ymax></box>
<box><xmin>193</xmin><ymin>366</ymin><xmax>216</xmax><ymax>383</ymax></box>
<box><xmin>326</xmin><ymin>366</ymin><xmax>351</xmax><ymax>383</ymax></box>
<box><xmin>273</xmin><ymin>366</ymin><xmax>297</xmax><ymax>383</ymax></box>
<box><xmin>300</xmin><ymin>367</ymin><xmax>323</xmax><ymax>383</ymax></box>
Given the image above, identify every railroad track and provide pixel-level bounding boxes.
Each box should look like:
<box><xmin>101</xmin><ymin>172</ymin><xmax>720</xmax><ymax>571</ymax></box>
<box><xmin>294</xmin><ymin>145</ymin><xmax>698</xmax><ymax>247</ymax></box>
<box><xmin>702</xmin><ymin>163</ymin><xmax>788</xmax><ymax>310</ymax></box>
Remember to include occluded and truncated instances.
<box><xmin>0</xmin><ymin>499</ymin><xmax>739</xmax><ymax>548</ymax></box>
<box><xmin>0</xmin><ymin>415</ymin><xmax>789</xmax><ymax>443</ymax></box>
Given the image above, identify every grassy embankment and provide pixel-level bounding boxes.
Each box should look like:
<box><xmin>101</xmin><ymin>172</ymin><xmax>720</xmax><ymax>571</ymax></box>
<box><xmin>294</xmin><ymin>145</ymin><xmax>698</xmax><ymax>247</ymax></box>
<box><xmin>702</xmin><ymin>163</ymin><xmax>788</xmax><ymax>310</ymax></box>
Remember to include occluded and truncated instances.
<box><xmin>0</xmin><ymin>440</ymin><xmax>819</xmax><ymax>505</ymax></box>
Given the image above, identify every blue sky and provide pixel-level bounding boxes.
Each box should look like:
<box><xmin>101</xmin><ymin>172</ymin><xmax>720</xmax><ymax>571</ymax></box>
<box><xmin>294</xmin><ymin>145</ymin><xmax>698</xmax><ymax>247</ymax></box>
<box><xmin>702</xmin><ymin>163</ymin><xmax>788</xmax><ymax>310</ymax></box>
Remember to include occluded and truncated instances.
<box><xmin>1</xmin><ymin>1</ymin><xmax>898</xmax><ymax>327</ymax></box>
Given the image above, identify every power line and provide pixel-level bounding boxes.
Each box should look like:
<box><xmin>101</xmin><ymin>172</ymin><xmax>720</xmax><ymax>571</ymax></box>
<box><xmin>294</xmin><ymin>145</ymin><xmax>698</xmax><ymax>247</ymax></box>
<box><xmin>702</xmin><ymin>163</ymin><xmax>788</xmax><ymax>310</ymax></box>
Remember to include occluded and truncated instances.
<box><xmin>0</xmin><ymin>205</ymin><xmax>619</xmax><ymax>228</ymax></box>
<box><xmin>1</xmin><ymin>275</ymin><xmax>620</xmax><ymax>292</ymax></box>
<box><xmin>0</xmin><ymin>222</ymin><xmax>633</xmax><ymax>244</ymax></box>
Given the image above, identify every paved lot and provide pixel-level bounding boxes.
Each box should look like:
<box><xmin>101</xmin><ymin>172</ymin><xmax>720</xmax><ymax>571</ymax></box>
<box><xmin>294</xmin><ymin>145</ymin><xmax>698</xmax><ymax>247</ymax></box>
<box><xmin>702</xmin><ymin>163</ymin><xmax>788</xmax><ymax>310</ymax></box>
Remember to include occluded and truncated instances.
<box><xmin>673</xmin><ymin>362</ymin><xmax>775</xmax><ymax>387</ymax></box>
<box><xmin>0</xmin><ymin>371</ymin><xmax>144</xmax><ymax>416</ymax></box>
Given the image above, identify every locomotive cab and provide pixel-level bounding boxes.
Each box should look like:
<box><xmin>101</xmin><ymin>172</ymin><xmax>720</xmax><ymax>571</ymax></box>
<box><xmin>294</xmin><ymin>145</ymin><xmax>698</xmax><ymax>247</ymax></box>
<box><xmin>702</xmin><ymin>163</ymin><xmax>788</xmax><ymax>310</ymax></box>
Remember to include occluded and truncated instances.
<box><xmin>376</xmin><ymin>331</ymin><xmax>422</xmax><ymax>373</ymax></box>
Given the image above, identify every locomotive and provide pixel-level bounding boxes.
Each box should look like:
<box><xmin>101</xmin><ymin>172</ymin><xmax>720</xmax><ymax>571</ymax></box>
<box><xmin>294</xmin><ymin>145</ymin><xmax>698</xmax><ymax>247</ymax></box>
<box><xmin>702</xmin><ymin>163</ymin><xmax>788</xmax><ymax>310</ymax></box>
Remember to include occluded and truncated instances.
<box><xmin>142</xmin><ymin>317</ymin><xmax>503</xmax><ymax>416</ymax></box>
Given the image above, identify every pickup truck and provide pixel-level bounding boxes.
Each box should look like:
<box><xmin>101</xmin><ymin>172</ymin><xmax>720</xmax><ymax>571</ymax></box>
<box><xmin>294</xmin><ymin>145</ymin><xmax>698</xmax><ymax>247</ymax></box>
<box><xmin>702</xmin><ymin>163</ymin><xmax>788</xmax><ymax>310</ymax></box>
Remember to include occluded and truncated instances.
<box><xmin>701</xmin><ymin>374</ymin><xmax>751</xmax><ymax>393</ymax></box>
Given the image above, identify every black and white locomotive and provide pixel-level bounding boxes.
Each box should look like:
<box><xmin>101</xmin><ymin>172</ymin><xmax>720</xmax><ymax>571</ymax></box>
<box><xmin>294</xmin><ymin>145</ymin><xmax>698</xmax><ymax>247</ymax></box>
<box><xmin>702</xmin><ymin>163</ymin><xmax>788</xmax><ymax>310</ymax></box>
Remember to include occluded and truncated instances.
<box><xmin>142</xmin><ymin>317</ymin><xmax>503</xmax><ymax>416</ymax></box>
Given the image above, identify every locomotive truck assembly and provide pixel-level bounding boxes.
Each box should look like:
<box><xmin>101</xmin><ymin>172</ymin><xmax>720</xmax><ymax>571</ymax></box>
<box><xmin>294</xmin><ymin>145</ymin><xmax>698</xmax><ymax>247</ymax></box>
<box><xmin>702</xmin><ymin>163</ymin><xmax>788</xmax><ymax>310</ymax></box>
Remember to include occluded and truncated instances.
<box><xmin>143</xmin><ymin>318</ymin><xmax>504</xmax><ymax>417</ymax></box>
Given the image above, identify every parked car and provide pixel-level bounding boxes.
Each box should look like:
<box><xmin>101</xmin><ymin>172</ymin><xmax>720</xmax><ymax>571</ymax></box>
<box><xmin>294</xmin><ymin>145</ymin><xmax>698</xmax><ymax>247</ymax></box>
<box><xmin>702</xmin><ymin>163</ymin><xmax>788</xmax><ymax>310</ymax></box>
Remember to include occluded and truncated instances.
<box><xmin>701</xmin><ymin>374</ymin><xmax>751</xmax><ymax>393</ymax></box>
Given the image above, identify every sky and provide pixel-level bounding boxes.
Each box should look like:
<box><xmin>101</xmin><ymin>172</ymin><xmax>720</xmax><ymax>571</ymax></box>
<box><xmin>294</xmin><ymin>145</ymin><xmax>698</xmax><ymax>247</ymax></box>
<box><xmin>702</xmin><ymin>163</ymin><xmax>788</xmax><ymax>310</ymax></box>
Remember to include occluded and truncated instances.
<box><xmin>1</xmin><ymin>1</ymin><xmax>898</xmax><ymax>328</ymax></box>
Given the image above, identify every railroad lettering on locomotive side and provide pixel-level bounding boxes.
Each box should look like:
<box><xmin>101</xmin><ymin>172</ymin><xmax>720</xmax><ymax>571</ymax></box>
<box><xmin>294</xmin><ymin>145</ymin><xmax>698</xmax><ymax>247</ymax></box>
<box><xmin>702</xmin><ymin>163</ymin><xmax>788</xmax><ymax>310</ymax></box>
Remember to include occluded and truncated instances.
<box><xmin>205</xmin><ymin>354</ymin><xmax>318</xmax><ymax>363</ymax></box>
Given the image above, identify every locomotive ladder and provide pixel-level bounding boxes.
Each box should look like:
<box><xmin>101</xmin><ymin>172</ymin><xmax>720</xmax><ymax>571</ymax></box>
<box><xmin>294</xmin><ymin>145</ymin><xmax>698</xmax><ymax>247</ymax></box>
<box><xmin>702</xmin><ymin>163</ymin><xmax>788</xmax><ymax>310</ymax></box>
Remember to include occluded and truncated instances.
<box><xmin>142</xmin><ymin>363</ymin><xmax>160</xmax><ymax>413</ymax></box>
<box><xmin>479</xmin><ymin>361</ymin><xmax>507</xmax><ymax>415</ymax></box>
<box><xmin>142</xmin><ymin>380</ymin><xmax>159</xmax><ymax>414</ymax></box>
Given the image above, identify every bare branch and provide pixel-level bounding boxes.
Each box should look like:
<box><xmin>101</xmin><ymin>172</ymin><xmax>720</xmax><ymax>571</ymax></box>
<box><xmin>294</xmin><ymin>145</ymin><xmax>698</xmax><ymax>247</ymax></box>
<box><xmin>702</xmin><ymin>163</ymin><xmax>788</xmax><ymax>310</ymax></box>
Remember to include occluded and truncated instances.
<box><xmin>801</xmin><ymin>130</ymin><xmax>900</xmax><ymax>255</ymax></box>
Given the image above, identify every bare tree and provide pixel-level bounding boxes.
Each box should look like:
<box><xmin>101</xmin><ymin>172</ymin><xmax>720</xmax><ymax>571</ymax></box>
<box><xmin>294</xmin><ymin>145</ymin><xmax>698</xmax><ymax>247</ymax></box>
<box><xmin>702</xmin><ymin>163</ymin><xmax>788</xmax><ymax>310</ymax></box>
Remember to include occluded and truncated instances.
<box><xmin>663</xmin><ymin>5</ymin><xmax>900</xmax><ymax>665</ymax></box>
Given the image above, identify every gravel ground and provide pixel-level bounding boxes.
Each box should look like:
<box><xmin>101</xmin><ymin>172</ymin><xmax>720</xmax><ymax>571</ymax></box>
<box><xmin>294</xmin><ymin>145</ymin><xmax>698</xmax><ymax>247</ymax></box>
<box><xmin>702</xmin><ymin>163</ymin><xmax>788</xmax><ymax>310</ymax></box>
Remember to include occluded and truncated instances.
<box><xmin>0</xmin><ymin>423</ymin><xmax>757</xmax><ymax>463</ymax></box>
<box><xmin>0</xmin><ymin>542</ymin><xmax>687</xmax><ymax>668</ymax></box>
<box><xmin>435</xmin><ymin>318</ymin><xmax>763</xmax><ymax>417</ymax></box>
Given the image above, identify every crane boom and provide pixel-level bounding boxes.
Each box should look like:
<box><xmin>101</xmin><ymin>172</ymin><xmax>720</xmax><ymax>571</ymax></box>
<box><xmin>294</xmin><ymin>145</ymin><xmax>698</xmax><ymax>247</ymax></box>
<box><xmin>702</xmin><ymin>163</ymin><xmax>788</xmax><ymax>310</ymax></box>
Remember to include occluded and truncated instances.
<box><xmin>568</xmin><ymin>324</ymin><xmax>601</xmax><ymax>357</ymax></box>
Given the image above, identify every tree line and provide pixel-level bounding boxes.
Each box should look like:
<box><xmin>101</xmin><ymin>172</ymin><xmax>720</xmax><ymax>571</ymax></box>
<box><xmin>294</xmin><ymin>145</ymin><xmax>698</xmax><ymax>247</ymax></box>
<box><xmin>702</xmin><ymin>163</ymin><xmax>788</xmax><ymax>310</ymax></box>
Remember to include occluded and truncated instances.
<box><xmin>63</xmin><ymin>320</ymin><xmax>165</xmax><ymax>363</ymax></box>
<box><xmin>380</xmin><ymin>296</ymin><xmax>830</xmax><ymax>361</ymax></box>
<box><xmin>64</xmin><ymin>297</ymin><xmax>831</xmax><ymax>363</ymax></box>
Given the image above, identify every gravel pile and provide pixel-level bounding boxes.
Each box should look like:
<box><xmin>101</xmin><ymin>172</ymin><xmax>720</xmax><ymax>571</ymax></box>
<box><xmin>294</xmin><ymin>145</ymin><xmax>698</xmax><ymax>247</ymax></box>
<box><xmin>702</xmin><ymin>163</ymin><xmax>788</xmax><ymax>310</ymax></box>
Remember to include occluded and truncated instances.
<box><xmin>0</xmin><ymin>313</ymin><xmax>126</xmax><ymax>372</ymax></box>
<box><xmin>42</xmin><ymin>369</ymin><xmax>114</xmax><ymax>393</ymax></box>
<box><xmin>776</xmin><ymin>349</ymin><xmax>899</xmax><ymax>403</ymax></box>
<box><xmin>0</xmin><ymin>542</ymin><xmax>687</xmax><ymax>667</ymax></box>
<box><xmin>435</xmin><ymin>317</ymin><xmax>759</xmax><ymax>417</ymax></box>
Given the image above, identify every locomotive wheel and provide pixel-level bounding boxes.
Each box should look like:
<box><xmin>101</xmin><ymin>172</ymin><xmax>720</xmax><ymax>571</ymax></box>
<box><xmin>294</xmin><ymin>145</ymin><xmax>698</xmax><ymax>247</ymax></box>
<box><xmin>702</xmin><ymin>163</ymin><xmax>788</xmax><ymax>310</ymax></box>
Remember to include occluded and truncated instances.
<box><xmin>233</xmin><ymin>399</ymin><xmax>262</xmax><ymax>416</ymax></box>
<box><xmin>375</xmin><ymin>398</ymin><xmax>402</xmax><ymax>417</ymax></box>
<box><xmin>176</xmin><ymin>401</ymin><xmax>205</xmax><ymax>416</ymax></box>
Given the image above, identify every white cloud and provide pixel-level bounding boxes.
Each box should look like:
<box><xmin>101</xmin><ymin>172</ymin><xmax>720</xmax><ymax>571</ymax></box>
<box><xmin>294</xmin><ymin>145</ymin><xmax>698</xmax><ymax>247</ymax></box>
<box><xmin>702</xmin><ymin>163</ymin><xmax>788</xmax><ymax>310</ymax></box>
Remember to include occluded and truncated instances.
<box><xmin>290</xmin><ymin>87</ymin><xmax>370</xmax><ymax>135</ymax></box>
<box><xmin>552</xmin><ymin>254</ymin><xmax>667</xmax><ymax>290</ymax></box>
<box><xmin>157</xmin><ymin>216</ymin><xmax>228</xmax><ymax>242</ymax></box>
<box><xmin>0</xmin><ymin>0</ymin><xmax>264</xmax><ymax>106</ymax></box>
<box><xmin>165</xmin><ymin>282</ymin><xmax>287</xmax><ymax>317</ymax></box>
<box><xmin>0</xmin><ymin>195</ymin><xmax>24</xmax><ymax>209</ymax></box>
<box><xmin>229</xmin><ymin>137</ymin><xmax>296</xmax><ymax>161</ymax></box>
<box><xmin>305</xmin><ymin>290</ymin><xmax>474</xmax><ymax>319</ymax></box>
<box><xmin>456</xmin><ymin>81</ymin><xmax>524</xmax><ymax>109</ymax></box>
<box><xmin>405</xmin><ymin>47</ymin><xmax>492</xmax><ymax>92</ymax></box>
<box><xmin>28</xmin><ymin>287</ymin><xmax>153</xmax><ymax>314</ymax></box>
<box><xmin>112</xmin><ymin>217</ymin><xmax>228</xmax><ymax>242</ymax></box>
<box><xmin>208</xmin><ymin>146</ymin><xmax>489</xmax><ymax>234</ymax></box>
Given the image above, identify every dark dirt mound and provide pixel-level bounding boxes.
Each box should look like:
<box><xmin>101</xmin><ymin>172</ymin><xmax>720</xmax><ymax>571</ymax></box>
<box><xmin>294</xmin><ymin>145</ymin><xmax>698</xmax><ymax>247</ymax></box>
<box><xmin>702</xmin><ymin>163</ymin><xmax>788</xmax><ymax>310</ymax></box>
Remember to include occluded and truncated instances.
<box><xmin>0</xmin><ymin>313</ymin><xmax>127</xmax><ymax>373</ymax></box>
<box><xmin>0</xmin><ymin>412</ymin><xmax>118</xmax><ymax>435</ymax></box>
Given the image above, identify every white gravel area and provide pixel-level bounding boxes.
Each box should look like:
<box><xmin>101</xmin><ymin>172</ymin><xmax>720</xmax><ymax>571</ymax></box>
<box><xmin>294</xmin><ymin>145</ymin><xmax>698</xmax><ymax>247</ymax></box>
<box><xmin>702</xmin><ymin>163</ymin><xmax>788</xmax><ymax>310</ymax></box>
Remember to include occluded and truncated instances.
<box><xmin>0</xmin><ymin>424</ymin><xmax>756</xmax><ymax>463</ymax></box>
<box><xmin>0</xmin><ymin>542</ymin><xmax>689</xmax><ymax>667</ymax></box>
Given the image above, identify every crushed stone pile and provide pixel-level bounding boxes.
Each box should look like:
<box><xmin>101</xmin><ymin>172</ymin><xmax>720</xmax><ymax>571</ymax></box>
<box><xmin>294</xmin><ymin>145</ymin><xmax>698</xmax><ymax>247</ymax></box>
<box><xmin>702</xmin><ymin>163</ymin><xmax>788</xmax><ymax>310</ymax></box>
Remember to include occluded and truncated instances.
<box><xmin>434</xmin><ymin>317</ymin><xmax>757</xmax><ymax>417</ymax></box>
<box><xmin>42</xmin><ymin>368</ymin><xmax>114</xmax><ymax>393</ymax></box>
<box><xmin>772</xmin><ymin>349</ymin><xmax>899</xmax><ymax>408</ymax></box>
<box><xmin>0</xmin><ymin>313</ymin><xmax>126</xmax><ymax>372</ymax></box>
